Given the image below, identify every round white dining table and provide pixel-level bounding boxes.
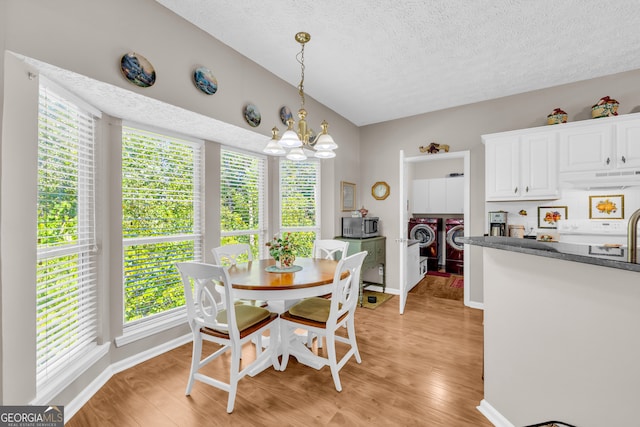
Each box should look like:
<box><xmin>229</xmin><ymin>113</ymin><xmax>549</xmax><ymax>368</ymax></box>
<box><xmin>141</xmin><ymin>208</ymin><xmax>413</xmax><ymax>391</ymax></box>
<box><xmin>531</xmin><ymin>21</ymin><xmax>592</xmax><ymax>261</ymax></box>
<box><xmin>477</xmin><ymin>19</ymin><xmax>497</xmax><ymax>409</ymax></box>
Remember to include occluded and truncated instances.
<box><xmin>226</xmin><ymin>257</ymin><xmax>342</xmax><ymax>370</ymax></box>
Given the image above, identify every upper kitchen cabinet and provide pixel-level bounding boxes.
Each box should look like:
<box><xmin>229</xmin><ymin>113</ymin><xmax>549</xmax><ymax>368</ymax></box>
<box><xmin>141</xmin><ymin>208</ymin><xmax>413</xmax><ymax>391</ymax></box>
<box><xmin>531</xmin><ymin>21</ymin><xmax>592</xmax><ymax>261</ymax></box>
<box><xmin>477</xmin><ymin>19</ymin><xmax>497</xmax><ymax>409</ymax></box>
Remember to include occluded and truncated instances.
<box><xmin>412</xmin><ymin>177</ymin><xmax>463</xmax><ymax>213</ymax></box>
<box><xmin>614</xmin><ymin>120</ymin><xmax>640</xmax><ymax>169</ymax></box>
<box><xmin>558</xmin><ymin>124</ymin><xmax>613</xmax><ymax>172</ymax></box>
<box><xmin>483</xmin><ymin>131</ymin><xmax>559</xmax><ymax>201</ymax></box>
<box><xmin>558</xmin><ymin>113</ymin><xmax>640</xmax><ymax>185</ymax></box>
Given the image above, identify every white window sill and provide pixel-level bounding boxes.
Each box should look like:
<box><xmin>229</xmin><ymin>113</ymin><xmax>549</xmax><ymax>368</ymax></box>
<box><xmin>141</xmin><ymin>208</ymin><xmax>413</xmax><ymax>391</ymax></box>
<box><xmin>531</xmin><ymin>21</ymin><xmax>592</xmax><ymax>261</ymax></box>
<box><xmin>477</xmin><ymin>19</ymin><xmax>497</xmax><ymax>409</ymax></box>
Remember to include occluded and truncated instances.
<box><xmin>115</xmin><ymin>310</ymin><xmax>188</xmax><ymax>347</ymax></box>
<box><xmin>32</xmin><ymin>342</ymin><xmax>111</xmax><ymax>405</ymax></box>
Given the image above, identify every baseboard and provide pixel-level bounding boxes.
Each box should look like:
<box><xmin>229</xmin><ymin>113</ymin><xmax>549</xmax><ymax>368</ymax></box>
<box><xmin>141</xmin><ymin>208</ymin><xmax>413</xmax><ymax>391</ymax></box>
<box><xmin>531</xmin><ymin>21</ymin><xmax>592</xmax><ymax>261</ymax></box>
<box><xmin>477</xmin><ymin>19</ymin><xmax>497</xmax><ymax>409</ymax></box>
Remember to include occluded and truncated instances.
<box><xmin>466</xmin><ymin>300</ymin><xmax>484</xmax><ymax>310</ymax></box>
<box><xmin>477</xmin><ymin>399</ymin><xmax>515</xmax><ymax>427</ymax></box>
<box><xmin>65</xmin><ymin>333</ymin><xmax>192</xmax><ymax>422</ymax></box>
<box><xmin>365</xmin><ymin>284</ymin><xmax>398</xmax><ymax>295</ymax></box>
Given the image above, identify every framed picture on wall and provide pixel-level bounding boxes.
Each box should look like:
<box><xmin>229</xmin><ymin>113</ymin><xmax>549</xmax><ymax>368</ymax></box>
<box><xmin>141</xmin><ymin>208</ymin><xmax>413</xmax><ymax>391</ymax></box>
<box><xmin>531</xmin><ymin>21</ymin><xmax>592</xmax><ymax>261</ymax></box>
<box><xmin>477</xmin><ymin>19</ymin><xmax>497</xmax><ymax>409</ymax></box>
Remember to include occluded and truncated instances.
<box><xmin>341</xmin><ymin>181</ymin><xmax>356</xmax><ymax>211</ymax></box>
<box><xmin>589</xmin><ymin>194</ymin><xmax>624</xmax><ymax>219</ymax></box>
<box><xmin>537</xmin><ymin>206</ymin><xmax>567</xmax><ymax>229</ymax></box>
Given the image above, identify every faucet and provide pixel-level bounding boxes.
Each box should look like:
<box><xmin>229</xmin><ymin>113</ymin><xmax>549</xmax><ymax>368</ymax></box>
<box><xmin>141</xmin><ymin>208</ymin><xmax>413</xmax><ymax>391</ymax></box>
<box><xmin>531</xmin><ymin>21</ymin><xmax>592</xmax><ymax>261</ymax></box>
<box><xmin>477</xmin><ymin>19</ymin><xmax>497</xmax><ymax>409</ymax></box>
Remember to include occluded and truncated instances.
<box><xmin>628</xmin><ymin>208</ymin><xmax>640</xmax><ymax>263</ymax></box>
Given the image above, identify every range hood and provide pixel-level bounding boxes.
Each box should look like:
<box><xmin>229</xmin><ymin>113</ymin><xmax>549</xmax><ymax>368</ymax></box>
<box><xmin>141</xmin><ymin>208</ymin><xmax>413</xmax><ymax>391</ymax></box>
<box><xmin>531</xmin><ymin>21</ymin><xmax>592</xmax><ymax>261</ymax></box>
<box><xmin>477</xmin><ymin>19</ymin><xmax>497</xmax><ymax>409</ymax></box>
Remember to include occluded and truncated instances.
<box><xmin>560</xmin><ymin>169</ymin><xmax>640</xmax><ymax>189</ymax></box>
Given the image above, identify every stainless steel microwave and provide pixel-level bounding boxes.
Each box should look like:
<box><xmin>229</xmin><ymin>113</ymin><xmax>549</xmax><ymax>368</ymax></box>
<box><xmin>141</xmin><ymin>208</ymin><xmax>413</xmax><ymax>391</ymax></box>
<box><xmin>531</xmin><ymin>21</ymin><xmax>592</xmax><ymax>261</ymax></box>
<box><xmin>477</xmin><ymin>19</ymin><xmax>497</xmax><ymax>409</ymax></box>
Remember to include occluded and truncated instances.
<box><xmin>342</xmin><ymin>217</ymin><xmax>379</xmax><ymax>238</ymax></box>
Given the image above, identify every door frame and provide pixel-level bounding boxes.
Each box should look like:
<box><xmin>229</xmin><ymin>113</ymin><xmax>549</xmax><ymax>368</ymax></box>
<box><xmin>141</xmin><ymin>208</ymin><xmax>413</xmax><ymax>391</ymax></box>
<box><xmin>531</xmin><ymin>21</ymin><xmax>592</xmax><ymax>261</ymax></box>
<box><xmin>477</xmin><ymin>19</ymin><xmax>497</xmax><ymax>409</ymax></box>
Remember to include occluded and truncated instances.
<box><xmin>398</xmin><ymin>150</ymin><xmax>471</xmax><ymax>313</ymax></box>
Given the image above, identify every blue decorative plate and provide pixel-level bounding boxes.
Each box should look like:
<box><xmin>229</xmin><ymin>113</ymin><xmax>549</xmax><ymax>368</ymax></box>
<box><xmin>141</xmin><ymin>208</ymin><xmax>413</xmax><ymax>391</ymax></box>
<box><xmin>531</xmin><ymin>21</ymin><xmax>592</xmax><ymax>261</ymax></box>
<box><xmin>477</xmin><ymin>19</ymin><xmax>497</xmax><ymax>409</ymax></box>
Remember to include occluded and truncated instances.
<box><xmin>280</xmin><ymin>106</ymin><xmax>293</xmax><ymax>125</ymax></box>
<box><xmin>243</xmin><ymin>103</ymin><xmax>261</xmax><ymax>127</ymax></box>
<box><xmin>120</xmin><ymin>52</ymin><xmax>156</xmax><ymax>88</ymax></box>
<box><xmin>193</xmin><ymin>66</ymin><xmax>218</xmax><ymax>95</ymax></box>
<box><xmin>265</xmin><ymin>265</ymin><xmax>302</xmax><ymax>273</ymax></box>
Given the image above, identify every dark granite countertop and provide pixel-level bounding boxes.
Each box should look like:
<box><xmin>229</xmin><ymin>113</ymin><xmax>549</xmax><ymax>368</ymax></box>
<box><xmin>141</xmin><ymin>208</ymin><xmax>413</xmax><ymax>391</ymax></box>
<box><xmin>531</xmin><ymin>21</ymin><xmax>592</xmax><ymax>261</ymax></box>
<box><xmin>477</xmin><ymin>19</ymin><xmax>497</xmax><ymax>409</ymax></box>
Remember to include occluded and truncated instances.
<box><xmin>463</xmin><ymin>236</ymin><xmax>640</xmax><ymax>273</ymax></box>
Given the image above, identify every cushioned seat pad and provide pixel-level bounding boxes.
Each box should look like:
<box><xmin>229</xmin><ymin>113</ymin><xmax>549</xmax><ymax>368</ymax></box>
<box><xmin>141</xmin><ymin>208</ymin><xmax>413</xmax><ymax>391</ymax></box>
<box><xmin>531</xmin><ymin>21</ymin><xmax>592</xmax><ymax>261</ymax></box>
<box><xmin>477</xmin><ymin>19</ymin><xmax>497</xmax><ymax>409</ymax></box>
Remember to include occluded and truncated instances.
<box><xmin>289</xmin><ymin>297</ymin><xmax>331</xmax><ymax>323</ymax></box>
<box><xmin>215</xmin><ymin>304</ymin><xmax>271</xmax><ymax>332</ymax></box>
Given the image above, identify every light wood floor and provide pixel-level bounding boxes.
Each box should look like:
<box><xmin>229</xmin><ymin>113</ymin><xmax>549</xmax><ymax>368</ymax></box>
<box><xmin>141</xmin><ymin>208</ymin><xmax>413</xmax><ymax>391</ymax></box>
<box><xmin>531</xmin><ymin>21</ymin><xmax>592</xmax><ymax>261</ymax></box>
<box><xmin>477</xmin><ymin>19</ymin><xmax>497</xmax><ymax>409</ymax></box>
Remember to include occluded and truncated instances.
<box><xmin>67</xmin><ymin>277</ymin><xmax>490</xmax><ymax>426</ymax></box>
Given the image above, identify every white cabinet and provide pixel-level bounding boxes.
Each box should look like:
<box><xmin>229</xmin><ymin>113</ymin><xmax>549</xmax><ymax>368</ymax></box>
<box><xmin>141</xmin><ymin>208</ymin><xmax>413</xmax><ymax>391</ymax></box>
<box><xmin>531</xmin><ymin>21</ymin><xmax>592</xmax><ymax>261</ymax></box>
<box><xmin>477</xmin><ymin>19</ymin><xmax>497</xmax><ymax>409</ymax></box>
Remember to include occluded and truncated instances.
<box><xmin>445</xmin><ymin>176</ymin><xmax>464</xmax><ymax>213</ymax></box>
<box><xmin>484</xmin><ymin>132</ymin><xmax>558</xmax><ymax>201</ymax></box>
<box><xmin>406</xmin><ymin>243</ymin><xmax>421</xmax><ymax>289</ymax></box>
<box><xmin>615</xmin><ymin>120</ymin><xmax>640</xmax><ymax>169</ymax></box>
<box><xmin>558</xmin><ymin>124</ymin><xmax>613</xmax><ymax>172</ymax></box>
<box><xmin>559</xmin><ymin>116</ymin><xmax>640</xmax><ymax>172</ymax></box>
<box><xmin>412</xmin><ymin>177</ymin><xmax>463</xmax><ymax>213</ymax></box>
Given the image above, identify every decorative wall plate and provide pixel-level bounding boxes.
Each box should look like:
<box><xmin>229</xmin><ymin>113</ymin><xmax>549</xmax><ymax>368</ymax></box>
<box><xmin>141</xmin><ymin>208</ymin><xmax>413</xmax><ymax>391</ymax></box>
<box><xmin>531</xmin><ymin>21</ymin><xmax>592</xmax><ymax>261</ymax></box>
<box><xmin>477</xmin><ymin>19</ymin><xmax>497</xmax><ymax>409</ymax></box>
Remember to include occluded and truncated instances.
<box><xmin>193</xmin><ymin>66</ymin><xmax>218</xmax><ymax>95</ymax></box>
<box><xmin>243</xmin><ymin>103</ymin><xmax>261</xmax><ymax>127</ymax></box>
<box><xmin>280</xmin><ymin>106</ymin><xmax>293</xmax><ymax>125</ymax></box>
<box><xmin>120</xmin><ymin>52</ymin><xmax>156</xmax><ymax>88</ymax></box>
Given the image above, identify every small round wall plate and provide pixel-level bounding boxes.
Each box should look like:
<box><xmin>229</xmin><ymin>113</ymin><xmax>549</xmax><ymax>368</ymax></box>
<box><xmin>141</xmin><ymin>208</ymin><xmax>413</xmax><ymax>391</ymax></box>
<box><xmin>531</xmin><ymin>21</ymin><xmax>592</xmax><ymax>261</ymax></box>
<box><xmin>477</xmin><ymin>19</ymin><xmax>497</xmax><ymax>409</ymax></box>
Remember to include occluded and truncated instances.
<box><xmin>243</xmin><ymin>103</ymin><xmax>261</xmax><ymax>127</ymax></box>
<box><xmin>280</xmin><ymin>106</ymin><xmax>293</xmax><ymax>125</ymax></box>
<box><xmin>120</xmin><ymin>52</ymin><xmax>156</xmax><ymax>88</ymax></box>
<box><xmin>193</xmin><ymin>66</ymin><xmax>218</xmax><ymax>95</ymax></box>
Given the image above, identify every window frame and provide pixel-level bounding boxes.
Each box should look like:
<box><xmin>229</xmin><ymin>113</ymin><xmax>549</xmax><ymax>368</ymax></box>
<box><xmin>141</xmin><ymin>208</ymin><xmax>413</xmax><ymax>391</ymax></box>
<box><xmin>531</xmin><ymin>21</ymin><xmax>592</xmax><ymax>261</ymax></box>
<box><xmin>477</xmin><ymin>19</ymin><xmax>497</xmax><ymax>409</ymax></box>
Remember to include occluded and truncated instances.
<box><xmin>220</xmin><ymin>146</ymin><xmax>268</xmax><ymax>260</ymax></box>
<box><xmin>278</xmin><ymin>157</ymin><xmax>321</xmax><ymax>257</ymax></box>
<box><xmin>35</xmin><ymin>78</ymin><xmax>109</xmax><ymax>400</ymax></box>
<box><xmin>118</xmin><ymin>123</ymin><xmax>204</xmax><ymax>342</ymax></box>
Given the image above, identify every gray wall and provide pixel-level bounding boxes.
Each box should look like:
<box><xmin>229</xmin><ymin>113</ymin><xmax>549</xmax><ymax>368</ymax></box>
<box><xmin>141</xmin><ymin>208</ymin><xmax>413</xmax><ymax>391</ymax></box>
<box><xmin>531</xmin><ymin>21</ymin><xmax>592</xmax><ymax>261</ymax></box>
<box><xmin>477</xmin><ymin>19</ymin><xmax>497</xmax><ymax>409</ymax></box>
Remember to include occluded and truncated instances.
<box><xmin>0</xmin><ymin>0</ymin><xmax>359</xmax><ymax>407</ymax></box>
<box><xmin>359</xmin><ymin>69</ymin><xmax>640</xmax><ymax>304</ymax></box>
<box><xmin>3</xmin><ymin>0</ymin><xmax>640</xmax><ymax>412</ymax></box>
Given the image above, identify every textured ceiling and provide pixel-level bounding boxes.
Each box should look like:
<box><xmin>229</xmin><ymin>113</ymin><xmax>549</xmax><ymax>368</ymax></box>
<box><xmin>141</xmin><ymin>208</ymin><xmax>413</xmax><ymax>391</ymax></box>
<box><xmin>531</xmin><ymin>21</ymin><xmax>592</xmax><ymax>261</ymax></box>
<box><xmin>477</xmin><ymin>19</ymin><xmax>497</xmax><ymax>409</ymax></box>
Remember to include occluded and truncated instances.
<box><xmin>156</xmin><ymin>0</ymin><xmax>640</xmax><ymax>126</ymax></box>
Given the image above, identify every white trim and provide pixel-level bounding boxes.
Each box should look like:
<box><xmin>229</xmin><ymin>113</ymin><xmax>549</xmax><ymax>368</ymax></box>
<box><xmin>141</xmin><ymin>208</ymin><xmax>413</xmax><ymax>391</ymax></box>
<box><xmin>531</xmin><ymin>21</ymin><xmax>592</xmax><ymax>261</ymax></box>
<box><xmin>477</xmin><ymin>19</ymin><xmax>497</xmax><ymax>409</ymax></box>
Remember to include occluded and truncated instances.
<box><xmin>64</xmin><ymin>334</ymin><xmax>192</xmax><ymax>423</ymax></box>
<box><xmin>31</xmin><ymin>342</ymin><xmax>110</xmax><ymax>406</ymax></box>
<box><xmin>122</xmin><ymin>120</ymin><xmax>203</xmax><ymax>146</ymax></box>
<box><xmin>477</xmin><ymin>399</ymin><xmax>515</xmax><ymax>427</ymax></box>
<box><xmin>401</xmin><ymin>150</ymin><xmax>475</xmax><ymax>308</ymax></box>
<box><xmin>39</xmin><ymin>75</ymin><xmax>102</xmax><ymax>118</ymax></box>
<box><xmin>116</xmin><ymin>310</ymin><xmax>188</xmax><ymax>347</ymax></box>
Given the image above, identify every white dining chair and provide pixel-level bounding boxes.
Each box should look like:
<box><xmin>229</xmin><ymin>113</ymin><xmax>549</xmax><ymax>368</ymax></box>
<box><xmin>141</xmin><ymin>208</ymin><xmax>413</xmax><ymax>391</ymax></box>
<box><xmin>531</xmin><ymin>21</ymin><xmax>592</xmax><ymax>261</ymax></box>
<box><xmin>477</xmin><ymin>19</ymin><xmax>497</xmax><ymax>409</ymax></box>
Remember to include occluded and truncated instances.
<box><xmin>212</xmin><ymin>243</ymin><xmax>253</xmax><ymax>266</ymax></box>
<box><xmin>176</xmin><ymin>262</ymin><xmax>280</xmax><ymax>413</ymax></box>
<box><xmin>212</xmin><ymin>244</ymin><xmax>267</xmax><ymax>307</ymax></box>
<box><xmin>307</xmin><ymin>239</ymin><xmax>350</xmax><ymax>348</ymax></box>
<box><xmin>312</xmin><ymin>239</ymin><xmax>349</xmax><ymax>261</ymax></box>
<box><xmin>279</xmin><ymin>251</ymin><xmax>367</xmax><ymax>392</ymax></box>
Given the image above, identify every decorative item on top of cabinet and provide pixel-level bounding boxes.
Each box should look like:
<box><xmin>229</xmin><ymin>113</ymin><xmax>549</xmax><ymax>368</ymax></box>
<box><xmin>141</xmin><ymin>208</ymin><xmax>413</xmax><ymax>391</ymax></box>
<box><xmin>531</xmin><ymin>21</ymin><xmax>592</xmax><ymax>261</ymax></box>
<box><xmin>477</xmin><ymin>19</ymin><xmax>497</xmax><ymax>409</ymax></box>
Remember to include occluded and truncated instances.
<box><xmin>419</xmin><ymin>142</ymin><xmax>450</xmax><ymax>154</ymax></box>
<box><xmin>546</xmin><ymin>108</ymin><xmax>567</xmax><ymax>125</ymax></box>
<box><xmin>591</xmin><ymin>96</ymin><xmax>619</xmax><ymax>118</ymax></box>
<box><xmin>358</xmin><ymin>206</ymin><xmax>369</xmax><ymax>217</ymax></box>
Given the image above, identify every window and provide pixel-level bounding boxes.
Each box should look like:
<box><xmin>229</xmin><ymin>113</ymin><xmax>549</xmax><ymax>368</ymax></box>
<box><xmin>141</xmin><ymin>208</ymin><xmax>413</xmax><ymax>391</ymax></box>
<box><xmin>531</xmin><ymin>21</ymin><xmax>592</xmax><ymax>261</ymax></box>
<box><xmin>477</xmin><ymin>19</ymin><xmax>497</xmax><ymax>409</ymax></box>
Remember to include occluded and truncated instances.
<box><xmin>36</xmin><ymin>83</ymin><xmax>99</xmax><ymax>388</ymax></box>
<box><xmin>279</xmin><ymin>159</ymin><xmax>320</xmax><ymax>257</ymax></box>
<box><xmin>122</xmin><ymin>126</ymin><xmax>203</xmax><ymax>324</ymax></box>
<box><xmin>220</xmin><ymin>148</ymin><xmax>266</xmax><ymax>259</ymax></box>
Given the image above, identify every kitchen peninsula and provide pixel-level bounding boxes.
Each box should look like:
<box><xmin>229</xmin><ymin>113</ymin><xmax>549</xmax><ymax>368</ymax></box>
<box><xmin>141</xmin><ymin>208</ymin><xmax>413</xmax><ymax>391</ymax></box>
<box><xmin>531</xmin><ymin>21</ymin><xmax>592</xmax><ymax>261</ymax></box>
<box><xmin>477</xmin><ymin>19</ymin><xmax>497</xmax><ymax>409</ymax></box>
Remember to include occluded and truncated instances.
<box><xmin>466</xmin><ymin>236</ymin><xmax>640</xmax><ymax>427</ymax></box>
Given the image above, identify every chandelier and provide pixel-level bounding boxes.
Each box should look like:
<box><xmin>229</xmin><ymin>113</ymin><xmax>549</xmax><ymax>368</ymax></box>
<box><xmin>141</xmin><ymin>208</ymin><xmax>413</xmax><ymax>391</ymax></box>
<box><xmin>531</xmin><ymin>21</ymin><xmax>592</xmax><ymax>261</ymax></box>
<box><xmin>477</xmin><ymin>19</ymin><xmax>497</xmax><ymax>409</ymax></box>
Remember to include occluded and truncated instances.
<box><xmin>263</xmin><ymin>32</ymin><xmax>337</xmax><ymax>160</ymax></box>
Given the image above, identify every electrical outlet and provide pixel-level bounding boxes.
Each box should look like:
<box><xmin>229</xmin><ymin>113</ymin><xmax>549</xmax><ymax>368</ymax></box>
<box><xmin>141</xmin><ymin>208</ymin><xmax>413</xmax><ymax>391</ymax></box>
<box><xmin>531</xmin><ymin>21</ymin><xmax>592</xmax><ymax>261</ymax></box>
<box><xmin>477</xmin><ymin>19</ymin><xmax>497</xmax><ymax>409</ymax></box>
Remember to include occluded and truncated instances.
<box><xmin>378</xmin><ymin>265</ymin><xmax>384</xmax><ymax>275</ymax></box>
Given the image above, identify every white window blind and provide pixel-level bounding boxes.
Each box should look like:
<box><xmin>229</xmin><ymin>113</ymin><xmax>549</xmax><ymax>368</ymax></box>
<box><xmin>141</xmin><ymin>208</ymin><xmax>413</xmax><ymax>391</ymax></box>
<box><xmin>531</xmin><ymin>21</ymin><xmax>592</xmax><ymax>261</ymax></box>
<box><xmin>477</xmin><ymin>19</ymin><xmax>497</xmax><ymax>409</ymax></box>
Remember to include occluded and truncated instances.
<box><xmin>220</xmin><ymin>148</ymin><xmax>266</xmax><ymax>259</ymax></box>
<box><xmin>36</xmin><ymin>84</ymin><xmax>98</xmax><ymax>388</ymax></box>
<box><xmin>122</xmin><ymin>126</ymin><xmax>203</xmax><ymax>324</ymax></box>
<box><xmin>279</xmin><ymin>159</ymin><xmax>320</xmax><ymax>257</ymax></box>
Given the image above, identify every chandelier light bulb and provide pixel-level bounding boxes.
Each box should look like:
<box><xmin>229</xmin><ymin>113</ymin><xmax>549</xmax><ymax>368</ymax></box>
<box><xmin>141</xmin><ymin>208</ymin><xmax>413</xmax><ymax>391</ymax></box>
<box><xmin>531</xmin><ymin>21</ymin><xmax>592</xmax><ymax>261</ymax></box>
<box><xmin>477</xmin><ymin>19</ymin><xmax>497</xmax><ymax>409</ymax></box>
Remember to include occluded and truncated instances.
<box><xmin>286</xmin><ymin>147</ymin><xmax>307</xmax><ymax>161</ymax></box>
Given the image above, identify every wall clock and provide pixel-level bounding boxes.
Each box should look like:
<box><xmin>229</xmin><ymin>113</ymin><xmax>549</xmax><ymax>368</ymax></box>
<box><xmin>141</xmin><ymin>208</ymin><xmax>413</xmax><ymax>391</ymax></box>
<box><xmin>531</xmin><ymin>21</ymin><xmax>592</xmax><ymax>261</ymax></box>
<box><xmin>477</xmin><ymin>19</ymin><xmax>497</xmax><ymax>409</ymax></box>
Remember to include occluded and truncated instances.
<box><xmin>372</xmin><ymin>181</ymin><xmax>390</xmax><ymax>200</ymax></box>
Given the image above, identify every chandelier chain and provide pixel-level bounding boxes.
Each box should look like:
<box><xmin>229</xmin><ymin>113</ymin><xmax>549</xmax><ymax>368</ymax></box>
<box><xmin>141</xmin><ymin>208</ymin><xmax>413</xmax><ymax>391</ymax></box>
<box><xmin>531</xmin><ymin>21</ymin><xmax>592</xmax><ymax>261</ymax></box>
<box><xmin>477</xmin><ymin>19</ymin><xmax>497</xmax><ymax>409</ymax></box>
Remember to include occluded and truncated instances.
<box><xmin>297</xmin><ymin>43</ymin><xmax>306</xmax><ymax>109</ymax></box>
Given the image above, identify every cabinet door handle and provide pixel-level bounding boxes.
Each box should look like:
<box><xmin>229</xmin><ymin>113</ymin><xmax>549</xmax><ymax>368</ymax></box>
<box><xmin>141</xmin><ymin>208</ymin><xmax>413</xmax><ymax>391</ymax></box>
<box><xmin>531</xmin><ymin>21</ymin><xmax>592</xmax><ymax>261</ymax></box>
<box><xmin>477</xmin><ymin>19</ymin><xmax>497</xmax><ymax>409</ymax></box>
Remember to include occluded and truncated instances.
<box><xmin>514</xmin><ymin>187</ymin><xmax>518</xmax><ymax>194</ymax></box>
<box><xmin>622</xmin><ymin>155</ymin><xmax>626</xmax><ymax>163</ymax></box>
<box><xmin>606</xmin><ymin>157</ymin><xmax>610</xmax><ymax>165</ymax></box>
<box><xmin>525</xmin><ymin>186</ymin><xmax>529</xmax><ymax>193</ymax></box>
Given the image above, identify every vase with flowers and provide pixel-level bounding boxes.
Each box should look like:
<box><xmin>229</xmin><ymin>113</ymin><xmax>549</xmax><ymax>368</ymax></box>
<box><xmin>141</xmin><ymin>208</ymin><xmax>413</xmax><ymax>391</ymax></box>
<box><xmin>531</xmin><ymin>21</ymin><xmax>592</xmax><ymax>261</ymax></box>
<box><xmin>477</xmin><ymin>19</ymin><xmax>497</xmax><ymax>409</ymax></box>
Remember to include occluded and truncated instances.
<box><xmin>266</xmin><ymin>232</ymin><xmax>297</xmax><ymax>270</ymax></box>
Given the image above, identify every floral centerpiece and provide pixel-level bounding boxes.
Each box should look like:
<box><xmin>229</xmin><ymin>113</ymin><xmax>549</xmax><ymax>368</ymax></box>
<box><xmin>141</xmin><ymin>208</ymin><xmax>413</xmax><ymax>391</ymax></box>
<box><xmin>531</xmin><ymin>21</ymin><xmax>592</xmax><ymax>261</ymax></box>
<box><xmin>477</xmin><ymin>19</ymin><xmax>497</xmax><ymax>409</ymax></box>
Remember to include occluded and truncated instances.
<box><xmin>265</xmin><ymin>232</ymin><xmax>297</xmax><ymax>269</ymax></box>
